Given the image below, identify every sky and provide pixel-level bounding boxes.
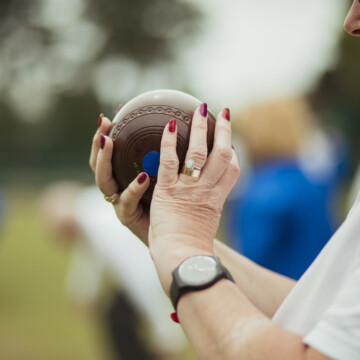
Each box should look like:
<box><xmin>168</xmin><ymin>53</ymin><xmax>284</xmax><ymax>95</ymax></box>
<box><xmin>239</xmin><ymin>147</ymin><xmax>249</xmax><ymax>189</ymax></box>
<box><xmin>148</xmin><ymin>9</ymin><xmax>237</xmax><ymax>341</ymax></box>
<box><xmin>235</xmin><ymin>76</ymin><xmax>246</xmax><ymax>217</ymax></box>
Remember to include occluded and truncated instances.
<box><xmin>176</xmin><ymin>0</ymin><xmax>349</xmax><ymax>112</ymax></box>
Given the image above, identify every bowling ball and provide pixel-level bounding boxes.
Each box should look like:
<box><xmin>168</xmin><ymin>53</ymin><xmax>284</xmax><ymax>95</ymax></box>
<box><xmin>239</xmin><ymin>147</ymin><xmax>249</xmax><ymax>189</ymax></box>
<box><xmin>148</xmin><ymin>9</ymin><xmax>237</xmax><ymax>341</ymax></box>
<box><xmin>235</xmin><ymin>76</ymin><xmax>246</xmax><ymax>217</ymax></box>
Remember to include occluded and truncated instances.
<box><xmin>109</xmin><ymin>89</ymin><xmax>216</xmax><ymax>208</ymax></box>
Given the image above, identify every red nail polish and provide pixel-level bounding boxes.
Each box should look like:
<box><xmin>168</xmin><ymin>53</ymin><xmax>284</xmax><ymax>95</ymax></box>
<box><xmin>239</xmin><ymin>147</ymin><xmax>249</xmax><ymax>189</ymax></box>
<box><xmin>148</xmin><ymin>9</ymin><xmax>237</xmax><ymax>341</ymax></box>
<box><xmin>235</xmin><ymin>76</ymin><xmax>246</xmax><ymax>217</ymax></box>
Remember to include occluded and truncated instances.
<box><xmin>222</xmin><ymin>108</ymin><xmax>230</xmax><ymax>121</ymax></box>
<box><xmin>115</xmin><ymin>104</ymin><xmax>123</xmax><ymax>114</ymax></box>
<box><xmin>168</xmin><ymin>119</ymin><xmax>176</xmax><ymax>133</ymax></box>
<box><xmin>98</xmin><ymin>113</ymin><xmax>104</xmax><ymax>128</ymax></box>
<box><xmin>100</xmin><ymin>134</ymin><xmax>105</xmax><ymax>149</ymax></box>
<box><xmin>137</xmin><ymin>172</ymin><xmax>148</xmax><ymax>184</ymax></box>
<box><xmin>170</xmin><ymin>312</ymin><xmax>180</xmax><ymax>323</ymax></box>
<box><xmin>200</xmin><ymin>103</ymin><xmax>207</xmax><ymax>117</ymax></box>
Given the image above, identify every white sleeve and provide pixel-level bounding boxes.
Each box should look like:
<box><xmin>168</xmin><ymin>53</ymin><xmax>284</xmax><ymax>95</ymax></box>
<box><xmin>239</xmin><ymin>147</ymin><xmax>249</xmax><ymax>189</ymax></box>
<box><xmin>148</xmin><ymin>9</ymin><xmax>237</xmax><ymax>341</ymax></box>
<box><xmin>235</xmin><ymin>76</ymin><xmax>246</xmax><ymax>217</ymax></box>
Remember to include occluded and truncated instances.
<box><xmin>65</xmin><ymin>243</ymin><xmax>106</xmax><ymax>306</ymax></box>
<box><xmin>303</xmin><ymin>245</ymin><xmax>360</xmax><ymax>360</ymax></box>
<box><xmin>75</xmin><ymin>187</ymin><xmax>186</xmax><ymax>352</ymax></box>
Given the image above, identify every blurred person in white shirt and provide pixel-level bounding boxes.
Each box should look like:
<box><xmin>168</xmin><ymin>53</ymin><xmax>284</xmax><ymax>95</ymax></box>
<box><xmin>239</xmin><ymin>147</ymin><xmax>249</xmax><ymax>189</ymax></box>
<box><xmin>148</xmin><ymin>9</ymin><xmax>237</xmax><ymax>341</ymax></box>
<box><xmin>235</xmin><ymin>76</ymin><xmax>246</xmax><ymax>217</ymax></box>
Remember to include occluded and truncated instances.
<box><xmin>39</xmin><ymin>181</ymin><xmax>186</xmax><ymax>360</ymax></box>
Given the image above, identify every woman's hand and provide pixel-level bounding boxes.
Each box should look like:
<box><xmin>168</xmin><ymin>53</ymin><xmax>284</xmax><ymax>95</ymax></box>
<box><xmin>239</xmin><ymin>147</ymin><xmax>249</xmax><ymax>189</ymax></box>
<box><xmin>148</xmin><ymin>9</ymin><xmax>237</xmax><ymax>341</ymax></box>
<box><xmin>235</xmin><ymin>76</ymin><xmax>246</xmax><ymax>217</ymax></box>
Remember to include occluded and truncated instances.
<box><xmin>149</xmin><ymin>106</ymin><xmax>240</xmax><ymax>291</ymax></box>
<box><xmin>89</xmin><ymin>113</ymin><xmax>151</xmax><ymax>244</ymax></box>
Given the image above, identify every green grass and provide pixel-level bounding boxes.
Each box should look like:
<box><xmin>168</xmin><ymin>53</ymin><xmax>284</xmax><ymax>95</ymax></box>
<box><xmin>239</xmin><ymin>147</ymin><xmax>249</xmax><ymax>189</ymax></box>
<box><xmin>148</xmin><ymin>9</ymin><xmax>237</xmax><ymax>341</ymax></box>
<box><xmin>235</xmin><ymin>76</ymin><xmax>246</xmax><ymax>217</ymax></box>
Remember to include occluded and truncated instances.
<box><xmin>0</xmin><ymin>187</ymin><xmax>198</xmax><ymax>360</ymax></box>
<box><xmin>0</xmin><ymin>188</ymin><xmax>105</xmax><ymax>360</ymax></box>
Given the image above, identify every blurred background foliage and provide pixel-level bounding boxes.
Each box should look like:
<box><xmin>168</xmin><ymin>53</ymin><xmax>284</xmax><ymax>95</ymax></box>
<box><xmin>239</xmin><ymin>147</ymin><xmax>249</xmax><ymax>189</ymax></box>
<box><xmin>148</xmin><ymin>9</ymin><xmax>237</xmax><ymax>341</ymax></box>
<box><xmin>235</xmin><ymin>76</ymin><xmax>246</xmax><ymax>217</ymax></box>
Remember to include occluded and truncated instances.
<box><xmin>310</xmin><ymin>32</ymin><xmax>360</xmax><ymax>163</ymax></box>
<box><xmin>1</xmin><ymin>0</ymin><xmax>360</xmax><ymax>184</ymax></box>
<box><xmin>0</xmin><ymin>0</ymin><xmax>359</xmax><ymax>185</ymax></box>
<box><xmin>0</xmin><ymin>0</ymin><xmax>201</xmax><ymax>184</ymax></box>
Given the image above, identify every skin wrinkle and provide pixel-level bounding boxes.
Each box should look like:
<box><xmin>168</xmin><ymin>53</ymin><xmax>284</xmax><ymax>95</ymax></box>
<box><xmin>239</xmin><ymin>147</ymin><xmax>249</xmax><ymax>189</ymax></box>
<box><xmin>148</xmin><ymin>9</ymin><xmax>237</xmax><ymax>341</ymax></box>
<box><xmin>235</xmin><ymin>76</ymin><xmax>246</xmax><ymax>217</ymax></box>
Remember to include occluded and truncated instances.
<box><xmin>155</xmin><ymin>184</ymin><xmax>222</xmax><ymax>210</ymax></box>
<box><xmin>215</xmin><ymin>285</ymin><xmax>272</xmax><ymax>359</ymax></box>
<box><xmin>159</xmin><ymin>157</ymin><xmax>179</xmax><ymax>172</ymax></box>
<box><xmin>178</xmin><ymin>282</ymin><xmax>243</xmax><ymax>359</ymax></box>
<box><xmin>227</xmin><ymin>316</ymin><xmax>271</xmax><ymax>358</ymax></box>
<box><xmin>215</xmin><ymin>146</ymin><xmax>233</xmax><ymax>164</ymax></box>
<box><xmin>119</xmin><ymin>204</ymin><xmax>142</xmax><ymax>227</ymax></box>
<box><xmin>151</xmin><ymin>196</ymin><xmax>221</xmax><ymax>243</ymax></box>
<box><xmin>187</xmin><ymin>149</ymin><xmax>208</xmax><ymax>165</ymax></box>
<box><xmin>223</xmin><ymin>315</ymin><xmax>307</xmax><ymax>360</ymax></box>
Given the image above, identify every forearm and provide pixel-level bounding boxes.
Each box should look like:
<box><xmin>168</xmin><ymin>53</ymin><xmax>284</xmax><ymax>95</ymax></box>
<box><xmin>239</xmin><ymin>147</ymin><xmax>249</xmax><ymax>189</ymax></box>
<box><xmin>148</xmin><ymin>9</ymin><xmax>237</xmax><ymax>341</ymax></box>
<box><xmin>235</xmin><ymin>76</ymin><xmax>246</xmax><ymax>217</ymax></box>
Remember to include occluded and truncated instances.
<box><xmin>214</xmin><ymin>239</ymin><xmax>296</xmax><ymax>317</ymax></box>
<box><xmin>177</xmin><ymin>277</ymin><xmax>325</xmax><ymax>360</ymax></box>
<box><xmin>151</xmin><ymin>239</ymin><xmax>327</xmax><ymax>360</ymax></box>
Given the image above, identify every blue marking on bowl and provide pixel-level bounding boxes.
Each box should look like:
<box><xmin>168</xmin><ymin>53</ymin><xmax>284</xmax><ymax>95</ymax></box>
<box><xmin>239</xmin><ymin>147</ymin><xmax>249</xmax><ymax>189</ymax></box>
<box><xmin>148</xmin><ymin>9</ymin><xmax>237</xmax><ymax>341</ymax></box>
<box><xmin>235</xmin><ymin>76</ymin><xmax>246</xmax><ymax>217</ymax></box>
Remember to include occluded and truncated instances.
<box><xmin>142</xmin><ymin>151</ymin><xmax>161</xmax><ymax>177</ymax></box>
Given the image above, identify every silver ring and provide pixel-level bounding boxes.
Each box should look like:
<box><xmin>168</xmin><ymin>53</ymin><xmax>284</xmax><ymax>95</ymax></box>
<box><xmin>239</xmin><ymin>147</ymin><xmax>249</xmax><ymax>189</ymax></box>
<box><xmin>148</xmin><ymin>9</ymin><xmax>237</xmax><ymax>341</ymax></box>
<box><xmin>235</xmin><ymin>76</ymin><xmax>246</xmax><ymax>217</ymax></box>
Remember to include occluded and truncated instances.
<box><xmin>181</xmin><ymin>159</ymin><xmax>202</xmax><ymax>178</ymax></box>
<box><xmin>104</xmin><ymin>193</ymin><xmax>120</xmax><ymax>204</ymax></box>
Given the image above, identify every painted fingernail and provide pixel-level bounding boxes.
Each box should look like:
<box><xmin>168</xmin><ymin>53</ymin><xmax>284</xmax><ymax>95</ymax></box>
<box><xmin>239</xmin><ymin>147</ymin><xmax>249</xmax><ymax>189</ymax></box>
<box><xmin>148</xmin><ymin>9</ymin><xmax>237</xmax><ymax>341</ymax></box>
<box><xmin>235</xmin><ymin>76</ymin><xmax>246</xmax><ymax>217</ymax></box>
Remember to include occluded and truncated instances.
<box><xmin>169</xmin><ymin>119</ymin><xmax>176</xmax><ymax>133</ymax></box>
<box><xmin>98</xmin><ymin>113</ymin><xmax>104</xmax><ymax>128</ymax></box>
<box><xmin>100</xmin><ymin>134</ymin><xmax>106</xmax><ymax>149</ymax></box>
<box><xmin>200</xmin><ymin>103</ymin><xmax>207</xmax><ymax>117</ymax></box>
<box><xmin>222</xmin><ymin>108</ymin><xmax>230</xmax><ymax>121</ymax></box>
<box><xmin>115</xmin><ymin>104</ymin><xmax>123</xmax><ymax>114</ymax></box>
<box><xmin>137</xmin><ymin>172</ymin><xmax>148</xmax><ymax>184</ymax></box>
<box><xmin>170</xmin><ymin>312</ymin><xmax>180</xmax><ymax>323</ymax></box>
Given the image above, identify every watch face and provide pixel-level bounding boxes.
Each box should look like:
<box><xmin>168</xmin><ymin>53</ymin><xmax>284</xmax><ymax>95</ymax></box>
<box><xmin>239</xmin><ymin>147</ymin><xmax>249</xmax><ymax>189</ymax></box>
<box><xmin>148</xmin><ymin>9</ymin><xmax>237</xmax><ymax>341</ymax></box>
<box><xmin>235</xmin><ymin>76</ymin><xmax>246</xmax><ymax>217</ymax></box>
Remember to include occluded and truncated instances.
<box><xmin>178</xmin><ymin>256</ymin><xmax>218</xmax><ymax>286</ymax></box>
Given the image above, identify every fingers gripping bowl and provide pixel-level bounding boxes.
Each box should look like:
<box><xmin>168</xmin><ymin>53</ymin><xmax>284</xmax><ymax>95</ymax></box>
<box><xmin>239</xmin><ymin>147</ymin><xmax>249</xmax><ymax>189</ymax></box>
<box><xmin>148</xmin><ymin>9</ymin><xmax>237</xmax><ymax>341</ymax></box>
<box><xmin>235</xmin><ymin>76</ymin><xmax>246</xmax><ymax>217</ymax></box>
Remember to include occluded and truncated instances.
<box><xmin>109</xmin><ymin>89</ymin><xmax>216</xmax><ymax>208</ymax></box>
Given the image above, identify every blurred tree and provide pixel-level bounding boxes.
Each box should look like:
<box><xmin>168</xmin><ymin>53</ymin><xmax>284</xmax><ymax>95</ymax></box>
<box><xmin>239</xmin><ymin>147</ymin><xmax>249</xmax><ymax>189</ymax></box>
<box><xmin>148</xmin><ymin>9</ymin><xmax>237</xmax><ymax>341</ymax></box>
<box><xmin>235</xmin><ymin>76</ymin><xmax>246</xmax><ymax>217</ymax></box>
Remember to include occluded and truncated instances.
<box><xmin>309</xmin><ymin>32</ymin><xmax>360</xmax><ymax>168</ymax></box>
<box><xmin>87</xmin><ymin>0</ymin><xmax>199</xmax><ymax>64</ymax></box>
<box><xmin>0</xmin><ymin>0</ymin><xmax>201</xmax><ymax>183</ymax></box>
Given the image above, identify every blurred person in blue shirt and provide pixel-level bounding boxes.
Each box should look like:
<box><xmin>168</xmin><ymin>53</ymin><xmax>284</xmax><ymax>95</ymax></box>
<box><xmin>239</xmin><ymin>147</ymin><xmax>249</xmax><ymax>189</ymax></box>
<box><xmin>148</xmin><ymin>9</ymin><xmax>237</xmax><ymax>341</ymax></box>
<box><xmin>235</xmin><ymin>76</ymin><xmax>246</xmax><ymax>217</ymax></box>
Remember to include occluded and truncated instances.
<box><xmin>226</xmin><ymin>98</ymin><xmax>346</xmax><ymax>280</ymax></box>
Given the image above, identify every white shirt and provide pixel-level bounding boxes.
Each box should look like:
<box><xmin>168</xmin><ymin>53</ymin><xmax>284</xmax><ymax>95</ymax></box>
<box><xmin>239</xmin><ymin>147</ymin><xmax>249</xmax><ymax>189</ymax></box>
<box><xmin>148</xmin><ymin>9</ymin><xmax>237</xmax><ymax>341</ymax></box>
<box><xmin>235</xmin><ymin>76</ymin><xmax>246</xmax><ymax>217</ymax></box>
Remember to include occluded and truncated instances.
<box><xmin>272</xmin><ymin>193</ymin><xmax>360</xmax><ymax>359</ymax></box>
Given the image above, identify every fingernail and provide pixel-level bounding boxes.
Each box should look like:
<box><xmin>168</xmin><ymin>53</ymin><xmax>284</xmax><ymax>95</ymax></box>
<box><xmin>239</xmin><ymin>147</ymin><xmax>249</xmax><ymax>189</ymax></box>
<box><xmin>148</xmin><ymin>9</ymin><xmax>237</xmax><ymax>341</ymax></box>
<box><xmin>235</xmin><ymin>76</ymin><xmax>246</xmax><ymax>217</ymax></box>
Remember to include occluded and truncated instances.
<box><xmin>98</xmin><ymin>113</ymin><xmax>104</xmax><ymax>128</ymax></box>
<box><xmin>170</xmin><ymin>312</ymin><xmax>180</xmax><ymax>323</ymax></box>
<box><xmin>115</xmin><ymin>104</ymin><xmax>123</xmax><ymax>114</ymax></box>
<box><xmin>222</xmin><ymin>108</ymin><xmax>230</xmax><ymax>121</ymax></box>
<box><xmin>137</xmin><ymin>172</ymin><xmax>148</xmax><ymax>184</ymax></box>
<box><xmin>168</xmin><ymin>119</ymin><xmax>176</xmax><ymax>133</ymax></box>
<box><xmin>100</xmin><ymin>134</ymin><xmax>106</xmax><ymax>149</ymax></box>
<box><xmin>200</xmin><ymin>103</ymin><xmax>207</xmax><ymax>117</ymax></box>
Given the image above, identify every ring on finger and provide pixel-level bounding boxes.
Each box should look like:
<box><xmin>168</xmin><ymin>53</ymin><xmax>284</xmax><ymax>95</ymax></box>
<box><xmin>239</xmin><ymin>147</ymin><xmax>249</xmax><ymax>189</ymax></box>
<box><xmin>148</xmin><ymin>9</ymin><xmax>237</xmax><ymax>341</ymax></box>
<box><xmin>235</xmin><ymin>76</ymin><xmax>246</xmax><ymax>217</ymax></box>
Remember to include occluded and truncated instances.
<box><xmin>104</xmin><ymin>192</ymin><xmax>120</xmax><ymax>204</ymax></box>
<box><xmin>181</xmin><ymin>159</ymin><xmax>202</xmax><ymax>178</ymax></box>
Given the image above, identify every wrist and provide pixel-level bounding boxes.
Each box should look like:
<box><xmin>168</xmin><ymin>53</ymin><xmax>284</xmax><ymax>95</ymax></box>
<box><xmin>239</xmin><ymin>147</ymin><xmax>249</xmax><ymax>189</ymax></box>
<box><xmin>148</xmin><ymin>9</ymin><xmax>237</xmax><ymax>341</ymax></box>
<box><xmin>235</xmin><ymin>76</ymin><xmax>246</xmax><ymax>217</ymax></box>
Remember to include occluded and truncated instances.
<box><xmin>170</xmin><ymin>255</ymin><xmax>234</xmax><ymax>311</ymax></box>
<box><xmin>150</xmin><ymin>233</ymin><xmax>214</xmax><ymax>256</ymax></box>
<box><xmin>149</xmin><ymin>241</ymin><xmax>213</xmax><ymax>296</ymax></box>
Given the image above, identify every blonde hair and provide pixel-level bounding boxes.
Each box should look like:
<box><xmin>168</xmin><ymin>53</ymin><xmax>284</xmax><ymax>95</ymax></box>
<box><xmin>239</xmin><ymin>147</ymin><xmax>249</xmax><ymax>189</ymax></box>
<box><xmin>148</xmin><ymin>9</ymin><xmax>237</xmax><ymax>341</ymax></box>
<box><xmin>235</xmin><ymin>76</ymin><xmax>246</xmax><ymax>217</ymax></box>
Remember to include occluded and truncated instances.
<box><xmin>234</xmin><ymin>97</ymin><xmax>312</xmax><ymax>162</ymax></box>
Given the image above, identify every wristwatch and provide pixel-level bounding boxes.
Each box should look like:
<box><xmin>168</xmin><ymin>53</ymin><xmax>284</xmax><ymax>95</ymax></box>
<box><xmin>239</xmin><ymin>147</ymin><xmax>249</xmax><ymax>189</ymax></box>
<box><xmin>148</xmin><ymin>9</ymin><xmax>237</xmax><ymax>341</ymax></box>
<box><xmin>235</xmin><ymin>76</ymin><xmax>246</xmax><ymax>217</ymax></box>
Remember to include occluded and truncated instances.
<box><xmin>170</xmin><ymin>255</ymin><xmax>234</xmax><ymax>310</ymax></box>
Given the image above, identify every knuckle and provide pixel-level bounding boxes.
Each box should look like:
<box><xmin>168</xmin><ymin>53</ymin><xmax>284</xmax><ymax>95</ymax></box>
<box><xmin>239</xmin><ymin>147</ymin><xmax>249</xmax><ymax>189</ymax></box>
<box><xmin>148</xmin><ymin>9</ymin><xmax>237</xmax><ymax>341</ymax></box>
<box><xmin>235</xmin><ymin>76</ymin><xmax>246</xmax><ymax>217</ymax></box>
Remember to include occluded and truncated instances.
<box><xmin>121</xmin><ymin>182</ymin><xmax>141</xmax><ymax>203</ymax></box>
<box><xmin>188</xmin><ymin>149</ymin><xmax>207</xmax><ymax>164</ymax></box>
<box><xmin>230</xmin><ymin>161</ymin><xmax>241</xmax><ymax>178</ymax></box>
<box><xmin>127</xmin><ymin>183</ymin><xmax>138</xmax><ymax>197</ymax></box>
<box><xmin>119</xmin><ymin>196</ymin><xmax>132</xmax><ymax>213</ymax></box>
<box><xmin>119</xmin><ymin>192</ymin><xmax>129</xmax><ymax>205</ymax></box>
<box><xmin>95</xmin><ymin>174</ymin><xmax>113</xmax><ymax>193</ymax></box>
<box><xmin>201</xmin><ymin>180</ymin><xmax>215</xmax><ymax>190</ymax></box>
<box><xmin>161</xmin><ymin>156</ymin><xmax>179</xmax><ymax>170</ymax></box>
<box><xmin>216</xmin><ymin>146</ymin><xmax>232</xmax><ymax>163</ymax></box>
<box><xmin>193</xmin><ymin>121</ymin><xmax>207</xmax><ymax>131</ymax></box>
<box><xmin>217</xmin><ymin>123</ymin><xmax>232</xmax><ymax>134</ymax></box>
<box><xmin>95</xmin><ymin>177</ymin><xmax>106</xmax><ymax>192</ymax></box>
<box><xmin>161</xmin><ymin>138</ymin><xmax>174</xmax><ymax>149</ymax></box>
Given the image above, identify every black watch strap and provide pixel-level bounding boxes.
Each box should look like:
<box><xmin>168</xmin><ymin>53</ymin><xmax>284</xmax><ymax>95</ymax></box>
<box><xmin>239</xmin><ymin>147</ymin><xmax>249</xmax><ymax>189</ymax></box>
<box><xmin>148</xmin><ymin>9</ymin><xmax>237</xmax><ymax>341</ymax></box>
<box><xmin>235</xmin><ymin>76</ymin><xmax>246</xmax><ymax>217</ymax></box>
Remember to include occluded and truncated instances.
<box><xmin>170</xmin><ymin>256</ymin><xmax>234</xmax><ymax>310</ymax></box>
